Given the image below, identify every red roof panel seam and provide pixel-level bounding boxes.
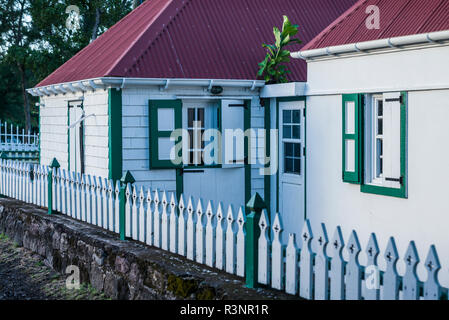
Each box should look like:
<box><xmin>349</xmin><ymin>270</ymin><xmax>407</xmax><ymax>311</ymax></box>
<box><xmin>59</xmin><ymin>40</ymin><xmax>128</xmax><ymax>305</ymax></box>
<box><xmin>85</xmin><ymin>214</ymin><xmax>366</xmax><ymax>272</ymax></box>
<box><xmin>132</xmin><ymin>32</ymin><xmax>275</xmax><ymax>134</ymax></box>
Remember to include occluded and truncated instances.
<box><xmin>105</xmin><ymin>0</ymin><xmax>175</xmax><ymax>76</ymax></box>
<box><xmin>302</xmin><ymin>0</ymin><xmax>368</xmax><ymax>50</ymax></box>
<box><xmin>126</xmin><ymin>0</ymin><xmax>191</xmax><ymax>77</ymax></box>
<box><xmin>378</xmin><ymin>0</ymin><xmax>412</xmax><ymax>39</ymax></box>
<box><xmin>417</xmin><ymin>0</ymin><xmax>447</xmax><ymax>34</ymax></box>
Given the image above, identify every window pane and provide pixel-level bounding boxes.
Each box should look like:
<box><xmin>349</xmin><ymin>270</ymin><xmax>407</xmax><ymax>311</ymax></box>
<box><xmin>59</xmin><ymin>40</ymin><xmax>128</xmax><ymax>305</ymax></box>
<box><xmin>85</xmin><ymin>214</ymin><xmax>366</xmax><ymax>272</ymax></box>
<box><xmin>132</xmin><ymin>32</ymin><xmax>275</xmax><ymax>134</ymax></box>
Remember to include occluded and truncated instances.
<box><xmin>285</xmin><ymin>143</ymin><xmax>293</xmax><ymax>157</ymax></box>
<box><xmin>377</xmin><ymin>100</ymin><xmax>383</xmax><ymax>116</ymax></box>
<box><xmin>285</xmin><ymin>158</ymin><xmax>294</xmax><ymax>173</ymax></box>
<box><xmin>188</xmin><ymin>108</ymin><xmax>195</xmax><ymax>128</ymax></box>
<box><xmin>158</xmin><ymin>109</ymin><xmax>175</xmax><ymax>131</ymax></box>
<box><xmin>158</xmin><ymin>138</ymin><xmax>175</xmax><ymax>161</ymax></box>
<box><xmin>293</xmin><ymin>110</ymin><xmax>301</xmax><ymax>124</ymax></box>
<box><xmin>188</xmin><ymin>130</ymin><xmax>194</xmax><ymax>149</ymax></box>
<box><xmin>345</xmin><ymin>139</ymin><xmax>355</xmax><ymax>172</ymax></box>
<box><xmin>197</xmin><ymin>108</ymin><xmax>205</xmax><ymax>128</ymax></box>
<box><xmin>195</xmin><ymin>151</ymin><xmax>203</xmax><ymax>166</ymax></box>
<box><xmin>294</xmin><ymin>158</ymin><xmax>301</xmax><ymax>174</ymax></box>
<box><xmin>201</xmin><ymin>129</ymin><xmax>205</xmax><ymax>149</ymax></box>
<box><xmin>377</xmin><ymin>138</ymin><xmax>383</xmax><ymax>156</ymax></box>
<box><xmin>283</xmin><ymin>110</ymin><xmax>292</xmax><ymax>123</ymax></box>
<box><xmin>292</xmin><ymin>125</ymin><xmax>300</xmax><ymax>139</ymax></box>
<box><xmin>283</xmin><ymin>125</ymin><xmax>291</xmax><ymax>139</ymax></box>
<box><xmin>294</xmin><ymin>143</ymin><xmax>302</xmax><ymax>157</ymax></box>
<box><xmin>377</xmin><ymin>119</ymin><xmax>383</xmax><ymax>135</ymax></box>
<box><xmin>376</xmin><ymin>139</ymin><xmax>383</xmax><ymax>178</ymax></box>
<box><xmin>345</xmin><ymin>101</ymin><xmax>355</xmax><ymax>134</ymax></box>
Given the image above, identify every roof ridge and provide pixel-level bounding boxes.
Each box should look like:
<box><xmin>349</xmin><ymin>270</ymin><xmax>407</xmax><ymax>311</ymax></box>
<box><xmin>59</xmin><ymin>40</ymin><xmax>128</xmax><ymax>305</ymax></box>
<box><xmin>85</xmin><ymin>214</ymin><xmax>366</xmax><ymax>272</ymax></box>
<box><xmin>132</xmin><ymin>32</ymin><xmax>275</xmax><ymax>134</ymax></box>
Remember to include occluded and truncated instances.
<box><xmin>302</xmin><ymin>0</ymin><xmax>368</xmax><ymax>50</ymax></box>
<box><xmin>126</xmin><ymin>0</ymin><xmax>191</xmax><ymax>77</ymax></box>
<box><xmin>105</xmin><ymin>0</ymin><xmax>177</xmax><ymax>76</ymax></box>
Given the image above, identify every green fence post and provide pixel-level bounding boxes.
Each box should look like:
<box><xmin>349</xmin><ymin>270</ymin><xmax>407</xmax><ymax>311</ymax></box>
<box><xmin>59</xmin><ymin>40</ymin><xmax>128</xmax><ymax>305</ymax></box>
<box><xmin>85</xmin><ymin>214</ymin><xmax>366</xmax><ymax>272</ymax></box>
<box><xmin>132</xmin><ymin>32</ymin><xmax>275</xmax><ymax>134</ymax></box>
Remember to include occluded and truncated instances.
<box><xmin>119</xmin><ymin>171</ymin><xmax>135</xmax><ymax>241</ymax></box>
<box><xmin>47</xmin><ymin>158</ymin><xmax>60</xmax><ymax>215</ymax></box>
<box><xmin>245</xmin><ymin>192</ymin><xmax>267</xmax><ymax>289</ymax></box>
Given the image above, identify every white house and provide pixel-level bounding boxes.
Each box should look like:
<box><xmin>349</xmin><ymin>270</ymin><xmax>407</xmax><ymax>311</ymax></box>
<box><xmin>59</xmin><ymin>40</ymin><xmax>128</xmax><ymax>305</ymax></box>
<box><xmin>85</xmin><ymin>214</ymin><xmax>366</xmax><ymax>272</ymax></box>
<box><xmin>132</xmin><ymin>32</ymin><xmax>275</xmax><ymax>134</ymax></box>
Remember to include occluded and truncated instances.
<box><xmin>262</xmin><ymin>0</ymin><xmax>449</xmax><ymax>285</ymax></box>
<box><xmin>27</xmin><ymin>0</ymin><xmax>355</xmax><ymax>213</ymax></box>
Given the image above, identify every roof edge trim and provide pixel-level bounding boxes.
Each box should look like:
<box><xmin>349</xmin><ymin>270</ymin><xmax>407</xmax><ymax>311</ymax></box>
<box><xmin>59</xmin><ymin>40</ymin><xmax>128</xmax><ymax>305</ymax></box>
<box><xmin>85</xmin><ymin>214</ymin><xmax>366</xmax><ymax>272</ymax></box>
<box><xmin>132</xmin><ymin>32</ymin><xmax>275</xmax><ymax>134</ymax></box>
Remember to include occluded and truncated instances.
<box><xmin>27</xmin><ymin>77</ymin><xmax>266</xmax><ymax>97</ymax></box>
<box><xmin>292</xmin><ymin>30</ymin><xmax>449</xmax><ymax>60</ymax></box>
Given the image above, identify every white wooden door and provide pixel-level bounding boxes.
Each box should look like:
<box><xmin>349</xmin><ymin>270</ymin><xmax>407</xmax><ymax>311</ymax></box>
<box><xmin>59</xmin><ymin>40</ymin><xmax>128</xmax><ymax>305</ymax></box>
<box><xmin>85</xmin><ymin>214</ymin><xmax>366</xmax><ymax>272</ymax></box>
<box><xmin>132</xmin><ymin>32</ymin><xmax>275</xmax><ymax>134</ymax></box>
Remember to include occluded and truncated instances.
<box><xmin>279</xmin><ymin>100</ymin><xmax>305</xmax><ymax>244</ymax></box>
<box><xmin>68</xmin><ymin>103</ymin><xmax>84</xmax><ymax>174</ymax></box>
<box><xmin>182</xmin><ymin>100</ymin><xmax>245</xmax><ymax>211</ymax></box>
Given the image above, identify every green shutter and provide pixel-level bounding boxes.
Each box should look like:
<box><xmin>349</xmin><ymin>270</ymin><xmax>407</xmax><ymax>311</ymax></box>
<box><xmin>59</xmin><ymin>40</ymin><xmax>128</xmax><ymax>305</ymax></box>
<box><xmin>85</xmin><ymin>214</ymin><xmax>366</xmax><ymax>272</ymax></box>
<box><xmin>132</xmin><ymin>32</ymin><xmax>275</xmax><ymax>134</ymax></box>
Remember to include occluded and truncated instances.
<box><xmin>342</xmin><ymin>94</ymin><xmax>363</xmax><ymax>184</ymax></box>
<box><xmin>109</xmin><ymin>89</ymin><xmax>122</xmax><ymax>181</ymax></box>
<box><xmin>149</xmin><ymin>100</ymin><xmax>182</xmax><ymax>169</ymax></box>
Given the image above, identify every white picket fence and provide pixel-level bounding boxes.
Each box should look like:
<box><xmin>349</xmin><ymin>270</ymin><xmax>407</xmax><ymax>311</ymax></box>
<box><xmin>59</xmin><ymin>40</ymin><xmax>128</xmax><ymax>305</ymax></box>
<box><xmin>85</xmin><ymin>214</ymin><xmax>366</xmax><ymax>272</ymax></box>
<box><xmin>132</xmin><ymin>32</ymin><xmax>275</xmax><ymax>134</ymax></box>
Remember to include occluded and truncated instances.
<box><xmin>0</xmin><ymin>158</ymin><xmax>448</xmax><ymax>300</ymax></box>
<box><xmin>0</xmin><ymin>121</ymin><xmax>39</xmax><ymax>152</ymax></box>
<box><xmin>123</xmin><ymin>186</ymin><xmax>247</xmax><ymax>276</ymax></box>
<box><xmin>0</xmin><ymin>160</ymin><xmax>119</xmax><ymax>234</ymax></box>
<box><xmin>257</xmin><ymin>214</ymin><xmax>448</xmax><ymax>300</ymax></box>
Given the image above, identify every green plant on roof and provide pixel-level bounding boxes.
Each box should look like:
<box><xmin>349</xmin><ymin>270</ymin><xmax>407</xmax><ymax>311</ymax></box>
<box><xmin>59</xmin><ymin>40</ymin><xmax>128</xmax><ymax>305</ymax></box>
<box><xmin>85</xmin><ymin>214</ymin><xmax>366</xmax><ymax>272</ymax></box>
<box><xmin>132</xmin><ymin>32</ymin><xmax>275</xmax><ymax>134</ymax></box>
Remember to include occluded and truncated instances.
<box><xmin>257</xmin><ymin>16</ymin><xmax>302</xmax><ymax>84</ymax></box>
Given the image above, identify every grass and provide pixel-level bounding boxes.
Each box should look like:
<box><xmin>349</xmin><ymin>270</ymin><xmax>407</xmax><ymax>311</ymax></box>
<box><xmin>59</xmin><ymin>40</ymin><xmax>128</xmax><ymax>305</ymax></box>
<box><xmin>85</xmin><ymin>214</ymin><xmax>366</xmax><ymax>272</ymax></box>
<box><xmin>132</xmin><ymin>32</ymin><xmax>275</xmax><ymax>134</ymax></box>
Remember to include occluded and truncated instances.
<box><xmin>0</xmin><ymin>233</ymin><xmax>9</xmax><ymax>241</ymax></box>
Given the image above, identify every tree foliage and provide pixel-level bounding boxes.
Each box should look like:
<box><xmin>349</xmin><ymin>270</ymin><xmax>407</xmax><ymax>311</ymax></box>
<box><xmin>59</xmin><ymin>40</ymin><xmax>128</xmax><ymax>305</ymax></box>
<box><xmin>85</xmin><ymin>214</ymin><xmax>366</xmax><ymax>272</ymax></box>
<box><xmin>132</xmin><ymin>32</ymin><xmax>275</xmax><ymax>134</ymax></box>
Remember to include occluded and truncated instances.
<box><xmin>0</xmin><ymin>0</ymin><xmax>134</xmax><ymax>130</ymax></box>
<box><xmin>257</xmin><ymin>16</ymin><xmax>302</xmax><ymax>84</ymax></box>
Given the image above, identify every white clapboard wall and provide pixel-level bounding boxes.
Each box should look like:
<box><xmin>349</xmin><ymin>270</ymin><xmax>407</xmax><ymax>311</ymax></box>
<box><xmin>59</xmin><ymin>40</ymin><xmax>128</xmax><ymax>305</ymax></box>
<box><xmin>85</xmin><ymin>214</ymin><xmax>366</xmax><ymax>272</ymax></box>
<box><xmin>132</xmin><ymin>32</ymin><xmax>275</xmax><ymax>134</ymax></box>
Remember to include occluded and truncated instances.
<box><xmin>0</xmin><ymin>158</ymin><xmax>448</xmax><ymax>300</ymax></box>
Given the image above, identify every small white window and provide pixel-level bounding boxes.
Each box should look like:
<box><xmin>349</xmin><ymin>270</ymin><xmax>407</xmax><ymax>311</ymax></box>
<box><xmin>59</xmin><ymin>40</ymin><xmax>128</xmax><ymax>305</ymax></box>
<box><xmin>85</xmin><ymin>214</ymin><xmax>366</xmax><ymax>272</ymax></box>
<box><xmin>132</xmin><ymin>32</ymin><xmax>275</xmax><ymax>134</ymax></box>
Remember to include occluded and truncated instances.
<box><xmin>282</xmin><ymin>109</ymin><xmax>301</xmax><ymax>175</ymax></box>
<box><xmin>365</xmin><ymin>93</ymin><xmax>402</xmax><ymax>189</ymax></box>
<box><xmin>184</xmin><ymin>104</ymin><xmax>219</xmax><ymax>166</ymax></box>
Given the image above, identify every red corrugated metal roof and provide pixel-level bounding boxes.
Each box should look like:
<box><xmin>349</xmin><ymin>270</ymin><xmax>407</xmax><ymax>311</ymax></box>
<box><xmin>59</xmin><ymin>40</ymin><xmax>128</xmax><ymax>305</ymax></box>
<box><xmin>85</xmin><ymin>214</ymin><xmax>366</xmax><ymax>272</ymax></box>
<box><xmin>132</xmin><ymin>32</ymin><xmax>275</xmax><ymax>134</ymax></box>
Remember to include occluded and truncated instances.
<box><xmin>302</xmin><ymin>0</ymin><xmax>449</xmax><ymax>51</ymax></box>
<box><xmin>36</xmin><ymin>0</ymin><xmax>357</xmax><ymax>87</ymax></box>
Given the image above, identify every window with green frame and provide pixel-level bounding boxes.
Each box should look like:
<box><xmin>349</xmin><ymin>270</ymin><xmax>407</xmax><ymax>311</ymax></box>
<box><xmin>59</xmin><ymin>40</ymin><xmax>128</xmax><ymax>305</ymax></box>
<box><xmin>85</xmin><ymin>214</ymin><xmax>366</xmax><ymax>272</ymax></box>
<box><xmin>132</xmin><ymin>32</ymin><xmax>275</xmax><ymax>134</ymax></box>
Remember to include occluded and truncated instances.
<box><xmin>342</xmin><ymin>92</ymin><xmax>407</xmax><ymax>198</ymax></box>
<box><xmin>149</xmin><ymin>100</ymin><xmax>183</xmax><ymax>169</ymax></box>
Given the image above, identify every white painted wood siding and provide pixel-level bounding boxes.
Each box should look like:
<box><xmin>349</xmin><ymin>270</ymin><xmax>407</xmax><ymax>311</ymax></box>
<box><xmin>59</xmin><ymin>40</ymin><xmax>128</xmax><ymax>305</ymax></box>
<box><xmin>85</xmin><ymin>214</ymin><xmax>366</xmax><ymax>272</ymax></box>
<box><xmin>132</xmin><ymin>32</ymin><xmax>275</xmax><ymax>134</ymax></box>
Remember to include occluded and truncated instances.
<box><xmin>40</xmin><ymin>90</ymin><xmax>109</xmax><ymax>177</ymax></box>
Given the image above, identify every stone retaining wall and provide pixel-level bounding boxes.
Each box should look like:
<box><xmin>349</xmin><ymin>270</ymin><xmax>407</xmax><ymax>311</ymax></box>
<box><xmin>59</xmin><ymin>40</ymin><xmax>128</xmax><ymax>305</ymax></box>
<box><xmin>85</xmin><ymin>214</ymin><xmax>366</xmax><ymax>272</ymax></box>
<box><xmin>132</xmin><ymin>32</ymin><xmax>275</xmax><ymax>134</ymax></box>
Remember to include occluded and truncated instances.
<box><xmin>0</xmin><ymin>198</ymin><xmax>296</xmax><ymax>300</ymax></box>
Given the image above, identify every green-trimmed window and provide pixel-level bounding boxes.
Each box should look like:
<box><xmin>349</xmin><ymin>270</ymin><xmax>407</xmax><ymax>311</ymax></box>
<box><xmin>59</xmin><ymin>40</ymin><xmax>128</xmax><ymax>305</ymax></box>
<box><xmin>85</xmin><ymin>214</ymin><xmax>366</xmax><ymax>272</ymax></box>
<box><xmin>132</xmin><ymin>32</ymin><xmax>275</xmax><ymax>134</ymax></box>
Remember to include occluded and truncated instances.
<box><xmin>342</xmin><ymin>92</ymin><xmax>408</xmax><ymax>198</ymax></box>
<box><xmin>342</xmin><ymin>94</ymin><xmax>363</xmax><ymax>183</ymax></box>
<box><xmin>149</xmin><ymin>100</ymin><xmax>182</xmax><ymax>169</ymax></box>
<box><xmin>361</xmin><ymin>92</ymin><xmax>407</xmax><ymax>198</ymax></box>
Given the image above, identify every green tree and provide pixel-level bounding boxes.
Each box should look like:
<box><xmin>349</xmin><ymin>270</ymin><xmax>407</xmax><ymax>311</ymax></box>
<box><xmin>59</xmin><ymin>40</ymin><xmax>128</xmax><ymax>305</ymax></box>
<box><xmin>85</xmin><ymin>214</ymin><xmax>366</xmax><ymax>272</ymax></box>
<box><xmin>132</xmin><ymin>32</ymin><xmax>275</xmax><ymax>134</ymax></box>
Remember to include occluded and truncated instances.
<box><xmin>257</xmin><ymin>16</ymin><xmax>302</xmax><ymax>84</ymax></box>
<box><xmin>0</xmin><ymin>0</ymin><xmax>134</xmax><ymax>130</ymax></box>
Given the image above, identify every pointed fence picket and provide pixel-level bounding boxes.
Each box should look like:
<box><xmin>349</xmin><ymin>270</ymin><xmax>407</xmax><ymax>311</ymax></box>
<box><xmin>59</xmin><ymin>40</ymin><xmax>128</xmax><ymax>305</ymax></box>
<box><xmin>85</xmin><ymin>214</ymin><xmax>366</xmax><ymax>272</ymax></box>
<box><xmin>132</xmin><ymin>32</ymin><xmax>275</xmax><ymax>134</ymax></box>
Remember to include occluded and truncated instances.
<box><xmin>225</xmin><ymin>206</ymin><xmax>236</xmax><ymax>275</ymax></box>
<box><xmin>2</xmin><ymin>159</ymin><xmax>449</xmax><ymax>300</ymax></box>
<box><xmin>161</xmin><ymin>192</ymin><xmax>169</xmax><ymax>251</ymax></box>
<box><xmin>195</xmin><ymin>200</ymin><xmax>205</xmax><ymax>264</ymax></box>
<box><xmin>205</xmin><ymin>202</ymin><xmax>215</xmax><ymax>268</ymax></box>
<box><xmin>258</xmin><ymin>210</ymin><xmax>270</xmax><ymax>285</ymax></box>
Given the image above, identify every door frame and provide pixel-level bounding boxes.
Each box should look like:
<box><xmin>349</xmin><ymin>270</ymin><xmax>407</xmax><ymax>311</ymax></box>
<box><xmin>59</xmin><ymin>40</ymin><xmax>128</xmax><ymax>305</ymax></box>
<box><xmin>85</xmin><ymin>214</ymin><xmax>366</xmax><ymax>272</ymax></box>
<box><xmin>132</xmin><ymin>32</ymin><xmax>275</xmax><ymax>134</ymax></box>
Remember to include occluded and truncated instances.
<box><xmin>275</xmin><ymin>96</ymin><xmax>307</xmax><ymax>221</ymax></box>
<box><xmin>67</xmin><ymin>100</ymin><xmax>85</xmax><ymax>174</ymax></box>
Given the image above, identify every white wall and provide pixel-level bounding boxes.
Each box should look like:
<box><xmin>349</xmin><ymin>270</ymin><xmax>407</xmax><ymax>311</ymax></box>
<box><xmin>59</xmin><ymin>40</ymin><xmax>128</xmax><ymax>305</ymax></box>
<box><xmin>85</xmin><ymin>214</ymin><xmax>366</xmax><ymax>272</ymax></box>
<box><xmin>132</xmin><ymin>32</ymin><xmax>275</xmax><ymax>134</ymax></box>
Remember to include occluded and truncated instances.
<box><xmin>121</xmin><ymin>86</ymin><xmax>262</xmax><ymax>196</ymax></box>
<box><xmin>306</xmin><ymin>44</ymin><xmax>449</xmax><ymax>95</ymax></box>
<box><xmin>40</xmin><ymin>90</ymin><xmax>109</xmax><ymax>178</ymax></box>
<box><xmin>299</xmin><ymin>44</ymin><xmax>449</xmax><ymax>286</ymax></box>
<box><xmin>306</xmin><ymin>90</ymin><xmax>449</xmax><ymax>287</ymax></box>
<box><xmin>121</xmin><ymin>87</ymin><xmax>176</xmax><ymax>193</ymax></box>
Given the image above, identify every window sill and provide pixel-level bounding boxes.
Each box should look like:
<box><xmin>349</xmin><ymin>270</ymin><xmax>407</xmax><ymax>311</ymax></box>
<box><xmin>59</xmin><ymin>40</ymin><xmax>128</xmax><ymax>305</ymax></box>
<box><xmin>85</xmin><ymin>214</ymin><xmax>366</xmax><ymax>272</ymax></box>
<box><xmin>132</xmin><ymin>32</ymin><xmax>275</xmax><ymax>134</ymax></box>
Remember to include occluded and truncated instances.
<box><xmin>361</xmin><ymin>183</ymin><xmax>407</xmax><ymax>199</ymax></box>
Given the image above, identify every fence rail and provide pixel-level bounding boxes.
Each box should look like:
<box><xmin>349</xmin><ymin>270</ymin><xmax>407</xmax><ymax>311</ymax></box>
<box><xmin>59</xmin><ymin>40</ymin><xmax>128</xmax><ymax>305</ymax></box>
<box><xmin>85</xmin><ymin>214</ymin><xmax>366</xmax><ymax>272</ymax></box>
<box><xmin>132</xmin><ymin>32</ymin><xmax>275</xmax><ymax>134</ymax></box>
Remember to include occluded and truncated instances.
<box><xmin>0</xmin><ymin>121</ymin><xmax>39</xmax><ymax>152</ymax></box>
<box><xmin>0</xmin><ymin>158</ymin><xmax>448</xmax><ymax>300</ymax></box>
